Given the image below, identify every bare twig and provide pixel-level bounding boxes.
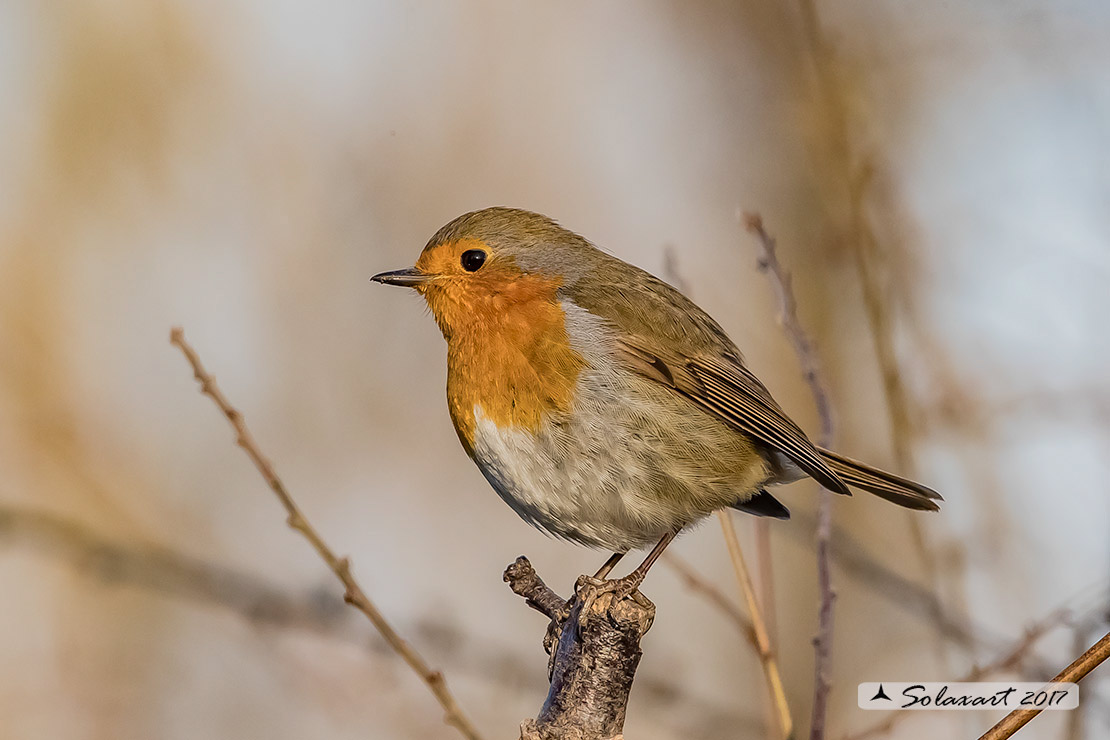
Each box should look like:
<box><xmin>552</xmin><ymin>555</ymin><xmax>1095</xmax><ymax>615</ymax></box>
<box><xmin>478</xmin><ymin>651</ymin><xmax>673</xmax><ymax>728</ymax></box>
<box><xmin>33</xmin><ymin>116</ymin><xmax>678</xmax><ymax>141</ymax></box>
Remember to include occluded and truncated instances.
<box><xmin>2</xmin><ymin>504</ymin><xmax>768</xmax><ymax>737</ymax></box>
<box><xmin>979</xmin><ymin>630</ymin><xmax>1110</xmax><ymax>740</ymax></box>
<box><xmin>718</xmin><ymin>510</ymin><xmax>793</xmax><ymax>739</ymax></box>
<box><xmin>662</xmin><ymin>552</ymin><xmax>757</xmax><ymax>647</ymax></box>
<box><xmin>743</xmin><ymin>213</ymin><xmax>836</xmax><ymax>740</ymax></box>
<box><xmin>0</xmin><ymin>505</ymin><xmax>348</xmax><ymax>633</ymax></box>
<box><xmin>788</xmin><ymin>510</ymin><xmax>1078</xmax><ymax>683</ymax></box>
<box><xmin>170</xmin><ymin>327</ymin><xmax>486</xmax><ymax>740</ymax></box>
<box><xmin>743</xmin><ymin>214</ymin><xmax>835</xmax><ymax>445</ymax></box>
<box><xmin>663</xmin><ymin>247</ymin><xmax>791</xmax><ymax>738</ymax></box>
<box><xmin>809</xmin><ymin>492</ymin><xmax>836</xmax><ymax>740</ymax></box>
<box><xmin>794</xmin><ymin>0</ymin><xmax>943</xmax><ymax>654</ymax></box>
<box><xmin>1064</xmin><ymin>623</ymin><xmax>1094</xmax><ymax>740</ymax></box>
<box><xmin>842</xmin><ymin>605</ymin><xmax>1073</xmax><ymax>740</ymax></box>
<box><xmin>504</xmin><ymin>556</ymin><xmax>569</xmax><ymax>622</ymax></box>
<box><xmin>754</xmin><ymin>518</ymin><xmax>778</xmax><ymax>645</ymax></box>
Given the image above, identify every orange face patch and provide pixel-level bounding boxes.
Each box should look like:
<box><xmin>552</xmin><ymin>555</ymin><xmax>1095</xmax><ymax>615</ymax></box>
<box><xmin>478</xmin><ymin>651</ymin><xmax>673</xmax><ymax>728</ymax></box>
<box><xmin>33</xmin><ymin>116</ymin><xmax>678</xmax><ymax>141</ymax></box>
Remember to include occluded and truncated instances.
<box><xmin>414</xmin><ymin>237</ymin><xmax>488</xmax><ymax>281</ymax></box>
<box><xmin>415</xmin><ymin>240</ymin><xmax>586</xmax><ymax>453</ymax></box>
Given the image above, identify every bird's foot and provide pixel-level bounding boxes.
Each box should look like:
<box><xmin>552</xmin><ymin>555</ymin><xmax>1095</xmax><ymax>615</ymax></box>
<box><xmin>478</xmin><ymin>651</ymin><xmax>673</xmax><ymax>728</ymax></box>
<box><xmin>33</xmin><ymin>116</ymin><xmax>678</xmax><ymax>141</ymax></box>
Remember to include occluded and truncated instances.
<box><xmin>573</xmin><ymin>572</ymin><xmax>652</xmax><ymax>627</ymax></box>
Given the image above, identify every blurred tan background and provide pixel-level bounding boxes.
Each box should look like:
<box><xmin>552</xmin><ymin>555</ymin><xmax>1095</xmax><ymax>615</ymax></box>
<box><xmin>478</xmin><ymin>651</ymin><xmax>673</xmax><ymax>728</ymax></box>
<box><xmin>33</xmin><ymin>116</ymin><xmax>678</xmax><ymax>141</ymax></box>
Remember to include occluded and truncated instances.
<box><xmin>1</xmin><ymin>1</ymin><xmax>1108</xmax><ymax>738</ymax></box>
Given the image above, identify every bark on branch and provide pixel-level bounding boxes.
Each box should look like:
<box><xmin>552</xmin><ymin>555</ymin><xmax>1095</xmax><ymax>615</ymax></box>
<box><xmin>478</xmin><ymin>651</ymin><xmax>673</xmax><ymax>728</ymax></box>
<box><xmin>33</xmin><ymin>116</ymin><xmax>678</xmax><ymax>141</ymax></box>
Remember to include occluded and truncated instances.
<box><xmin>506</xmin><ymin>557</ymin><xmax>655</xmax><ymax>740</ymax></box>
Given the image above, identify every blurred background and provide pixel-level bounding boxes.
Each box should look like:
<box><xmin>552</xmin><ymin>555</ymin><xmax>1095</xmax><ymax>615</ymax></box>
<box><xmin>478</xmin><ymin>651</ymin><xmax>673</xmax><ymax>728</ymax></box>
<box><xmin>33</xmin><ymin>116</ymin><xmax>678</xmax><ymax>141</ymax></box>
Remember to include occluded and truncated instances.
<box><xmin>1</xmin><ymin>1</ymin><xmax>1108</xmax><ymax>738</ymax></box>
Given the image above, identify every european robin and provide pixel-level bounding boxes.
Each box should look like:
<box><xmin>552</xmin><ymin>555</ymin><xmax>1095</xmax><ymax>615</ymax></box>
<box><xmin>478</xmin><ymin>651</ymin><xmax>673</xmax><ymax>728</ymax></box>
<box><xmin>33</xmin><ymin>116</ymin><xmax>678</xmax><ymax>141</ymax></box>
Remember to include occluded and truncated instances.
<box><xmin>372</xmin><ymin>207</ymin><xmax>940</xmax><ymax>600</ymax></box>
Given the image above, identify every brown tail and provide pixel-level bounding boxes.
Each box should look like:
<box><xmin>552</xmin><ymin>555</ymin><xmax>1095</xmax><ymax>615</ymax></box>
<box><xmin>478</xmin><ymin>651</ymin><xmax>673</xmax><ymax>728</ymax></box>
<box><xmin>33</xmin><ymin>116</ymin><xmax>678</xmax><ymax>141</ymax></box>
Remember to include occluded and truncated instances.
<box><xmin>818</xmin><ymin>448</ymin><xmax>942</xmax><ymax>511</ymax></box>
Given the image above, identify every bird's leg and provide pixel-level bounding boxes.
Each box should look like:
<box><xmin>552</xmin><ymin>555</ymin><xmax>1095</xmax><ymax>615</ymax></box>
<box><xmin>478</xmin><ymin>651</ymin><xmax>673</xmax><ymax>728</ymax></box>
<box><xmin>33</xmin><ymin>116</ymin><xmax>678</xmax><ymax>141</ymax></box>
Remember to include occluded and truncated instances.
<box><xmin>593</xmin><ymin>551</ymin><xmax>626</xmax><ymax>580</ymax></box>
<box><xmin>619</xmin><ymin>530</ymin><xmax>676</xmax><ymax>590</ymax></box>
<box><xmin>576</xmin><ymin>531</ymin><xmax>678</xmax><ymax>621</ymax></box>
<box><xmin>562</xmin><ymin>552</ymin><xmax>626</xmax><ymax>633</ymax></box>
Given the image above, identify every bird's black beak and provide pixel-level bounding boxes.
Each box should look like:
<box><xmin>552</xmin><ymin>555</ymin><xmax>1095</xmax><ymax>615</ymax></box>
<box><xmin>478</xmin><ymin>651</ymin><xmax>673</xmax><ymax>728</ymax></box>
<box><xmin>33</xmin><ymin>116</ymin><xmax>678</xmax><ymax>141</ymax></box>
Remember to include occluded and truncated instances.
<box><xmin>370</xmin><ymin>268</ymin><xmax>429</xmax><ymax>288</ymax></box>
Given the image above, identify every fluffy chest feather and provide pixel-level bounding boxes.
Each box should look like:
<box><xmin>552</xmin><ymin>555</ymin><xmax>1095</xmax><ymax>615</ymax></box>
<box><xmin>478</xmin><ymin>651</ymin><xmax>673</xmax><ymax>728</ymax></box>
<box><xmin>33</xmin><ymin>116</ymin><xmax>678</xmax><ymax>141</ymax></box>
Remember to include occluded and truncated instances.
<box><xmin>442</xmin><ymin>282</ymin><xmax>587</xmax><ymax>453</ymax></box>
<box><xmin>442</xmin><ymin>298</ymin><xmax>767</xmax><ymax>550</ymax></box>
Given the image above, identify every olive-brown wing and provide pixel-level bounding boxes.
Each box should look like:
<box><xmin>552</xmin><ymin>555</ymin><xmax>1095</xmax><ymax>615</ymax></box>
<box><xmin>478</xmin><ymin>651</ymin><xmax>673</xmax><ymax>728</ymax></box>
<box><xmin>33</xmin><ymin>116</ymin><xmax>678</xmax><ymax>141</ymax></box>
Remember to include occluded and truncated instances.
<box><xmin>616</xmin><ymin>338</ymin><xmax>851</xmax><ymax>495</ymax></box>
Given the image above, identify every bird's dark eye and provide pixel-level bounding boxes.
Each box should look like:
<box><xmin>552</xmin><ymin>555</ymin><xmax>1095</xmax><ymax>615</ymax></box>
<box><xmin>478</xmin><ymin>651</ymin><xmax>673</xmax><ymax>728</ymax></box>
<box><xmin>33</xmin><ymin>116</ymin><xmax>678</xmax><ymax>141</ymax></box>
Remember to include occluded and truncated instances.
<box><xmin>461</xmin><ymin>249</ymin><xmax>487</xmax><ymax>272</ymax></box>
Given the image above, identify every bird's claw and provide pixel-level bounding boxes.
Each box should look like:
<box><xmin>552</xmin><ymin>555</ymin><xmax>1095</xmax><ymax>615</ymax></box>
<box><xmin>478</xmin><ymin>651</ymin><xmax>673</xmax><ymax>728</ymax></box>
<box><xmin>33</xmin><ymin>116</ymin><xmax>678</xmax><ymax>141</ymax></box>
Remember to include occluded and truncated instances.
<box><xmin>572</xmin><ymin>572</ymin><xmax>649</xmax><ymax>627</ymax></box>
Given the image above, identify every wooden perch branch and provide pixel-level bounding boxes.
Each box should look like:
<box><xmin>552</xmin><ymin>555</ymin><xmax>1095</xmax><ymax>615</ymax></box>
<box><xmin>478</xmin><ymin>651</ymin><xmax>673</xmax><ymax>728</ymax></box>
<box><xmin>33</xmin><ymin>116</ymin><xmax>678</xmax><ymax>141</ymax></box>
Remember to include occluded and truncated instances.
<box><xmin>506</xmin><ymin>557</ymin><xmax>654</xmax><ymax>740</ymax></box>
<box><xmin>170</xmin><ymin>327</ymin><xmax>486</xmax><ymax>740</ymax></box>
<box><xmin>743</xmin><ymin>212</ymin><xmax>837</xmax><ymax>740</ymax></box>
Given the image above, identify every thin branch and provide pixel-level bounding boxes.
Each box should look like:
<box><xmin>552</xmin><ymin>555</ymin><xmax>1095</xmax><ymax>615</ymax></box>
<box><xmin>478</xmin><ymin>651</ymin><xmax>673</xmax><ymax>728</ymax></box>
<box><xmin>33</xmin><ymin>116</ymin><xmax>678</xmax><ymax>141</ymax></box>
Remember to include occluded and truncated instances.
<box><xmin>743</xmin><ymin>213</ymin><xmax>836</xmax><ymax>740</ymax></box>
<box><xmin>809</xmin><ymin>493</ymin><xmax>835</xmax><ymax>740</ymax></box>
<box><xmin>663</xmin><ymin>247</ymin><xmax>788</xmax><ymax>738</ymax></box>
<box><xmin>743</xmin><ymin>214</ymin><xmax>835</xmax><ymax>446</ymax></box>
<box><xmin>2</xmin><ymin>504</ymin><xmax>765</xmax><ymax>737</ymax></box>
<box><xmin>718</xmin><ymin>510</ymin><xmax>793</xmax><ymax>739</ymax></box>
<box><xmin>842</xmin><ymin>605</ymin><xmax>1073</xmax><ymax>740</ymax></box>
<box><xmin>754</xmin><ymin>519</ymin><xmax>778</xmax><ymax>647</ymax></box>
<box><xmin>979</xmin><ymin>630</ymin><xmax>1110</xmax><ymax>740</ymax></box>
<box><xmin>794</xmin><ymin>0</ymin><xmax>944</xmax><ymax>656</ymax></box>
<box><xmin>1064</xmin><ymin>623</ymin><xmax>1094</xmax><ymax>740</ymax></box>
<box><xmin>170</xmin><ymin>327</ymin><xmax>486</xmax><ymax>740</ymax></box>
<box><xmin>787</xmin><ymin>510</ymin><xmax>1088</xmax><ymax>685</ymax></box>
<box><xmin>0</xmin><ymin>505</ymin><xmax>348</xmax><ymax>635</ymax></box>
<box><xmin>662</xmin><ymin>552</ymin><xmax>757</xmax><ymax>647</ymax></box>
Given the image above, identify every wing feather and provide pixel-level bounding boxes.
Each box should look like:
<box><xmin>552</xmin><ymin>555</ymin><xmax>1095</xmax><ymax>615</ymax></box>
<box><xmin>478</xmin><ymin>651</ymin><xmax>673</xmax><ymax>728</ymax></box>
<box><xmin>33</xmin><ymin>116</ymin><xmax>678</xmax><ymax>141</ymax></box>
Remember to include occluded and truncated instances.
<box><xmin>617</xmin><ymin>338</ymin><xmax>850</xmax><ymax>495</ymax></box>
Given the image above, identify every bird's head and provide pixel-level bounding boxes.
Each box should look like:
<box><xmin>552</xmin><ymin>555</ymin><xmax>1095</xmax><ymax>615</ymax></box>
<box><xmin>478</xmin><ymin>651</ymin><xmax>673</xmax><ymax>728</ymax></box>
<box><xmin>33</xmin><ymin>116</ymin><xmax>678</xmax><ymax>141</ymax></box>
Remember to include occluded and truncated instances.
<box><xmin>372</xmin><ymin>207</ymin><xmax>599</xmax><ymax>340</ymax></box>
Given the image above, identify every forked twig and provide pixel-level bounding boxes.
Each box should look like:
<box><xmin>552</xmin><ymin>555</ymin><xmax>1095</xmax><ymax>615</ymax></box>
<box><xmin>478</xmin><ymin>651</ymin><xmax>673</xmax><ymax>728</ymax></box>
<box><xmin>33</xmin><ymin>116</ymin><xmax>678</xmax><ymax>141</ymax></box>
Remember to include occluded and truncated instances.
<box><xmin>170</xmin><ymin>327</ymin><xmax>486</xmax><ymax>740</ymax></box>
<box><xmin>718</xmin><ymin>510</ymin><xmax>793</xmax><ymax>739</ymax></box>
<box><xmin>743</xmin><ymin>212</ymin><xmax>836</xmax><ymax>740</ymax></box>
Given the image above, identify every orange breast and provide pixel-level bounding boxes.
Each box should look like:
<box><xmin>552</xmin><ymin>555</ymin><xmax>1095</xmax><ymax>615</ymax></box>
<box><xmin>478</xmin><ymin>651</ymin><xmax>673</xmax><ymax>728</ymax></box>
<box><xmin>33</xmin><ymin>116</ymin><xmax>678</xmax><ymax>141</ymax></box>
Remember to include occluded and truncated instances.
<box><xmin>439</xmin><ymin>275</ymin><xmax>586</xmax><ymax>454</ymax></box>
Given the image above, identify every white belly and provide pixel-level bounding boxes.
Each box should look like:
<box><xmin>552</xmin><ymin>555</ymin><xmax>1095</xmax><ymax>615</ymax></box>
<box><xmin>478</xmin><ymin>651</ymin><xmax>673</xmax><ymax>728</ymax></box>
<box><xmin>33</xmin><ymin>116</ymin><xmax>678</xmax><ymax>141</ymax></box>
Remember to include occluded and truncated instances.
<box><xmin>468</xmin><ymin>371</ymin><xmax>766</xmax><ymax>551</ymax></box>
<box><xmin>466</xmin><ymin>300</ymin><xmax>768</xmax><ymax>550</ymax></box>
<box><xmin>471</xmin><ymin>405</ymin><xmax>671</xmax><ymax>551</ymax></box>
